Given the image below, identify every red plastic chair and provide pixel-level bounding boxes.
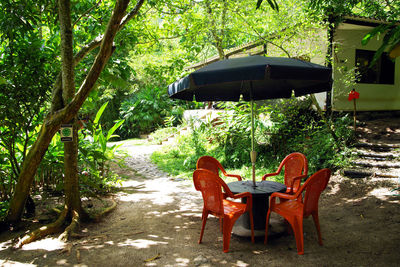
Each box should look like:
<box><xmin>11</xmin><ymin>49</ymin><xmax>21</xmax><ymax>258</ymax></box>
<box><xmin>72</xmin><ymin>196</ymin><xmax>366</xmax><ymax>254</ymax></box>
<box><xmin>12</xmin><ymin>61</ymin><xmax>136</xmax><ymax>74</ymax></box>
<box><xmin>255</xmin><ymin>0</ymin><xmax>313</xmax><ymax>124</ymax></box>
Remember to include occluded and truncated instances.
<box><xmin>196</xmin><ymin>156</ymin><xmax>242</xmax><ymax>181</ymax></box>
<box><xmin>262</xmin><ymin>152</ymin><xmax>308</xmax><ymax>195</ymax></box>
<box><xmin>193</xmin><ymin>169</ymin><xmax>254</xmax><ymax>253</ymax></box>
<box><xmin>264</xmin><ymin>168</ymin><xmax>331</xmax><ymax>255</ymax></box>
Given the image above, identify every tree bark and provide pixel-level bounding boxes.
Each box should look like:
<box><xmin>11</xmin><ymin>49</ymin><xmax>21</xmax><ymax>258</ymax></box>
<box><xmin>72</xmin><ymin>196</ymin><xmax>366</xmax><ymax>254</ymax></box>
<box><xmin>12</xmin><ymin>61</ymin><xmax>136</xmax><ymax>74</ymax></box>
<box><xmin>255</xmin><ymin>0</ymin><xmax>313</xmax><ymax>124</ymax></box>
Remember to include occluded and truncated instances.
<box><xmin>59</xmin><ymin>0</ymin><xmax>86</xmax><ymax>222</ymax></box>
<box><xmin>6</xmin><ymin>0</ymin><xmax>135</xmax><ymax>224</ymax></box>
<box><xmin>50</xmin><ymin>0</ymin><xmax>145</xmax><ymax>114</ymax></box>
<box><xmin>7</xmin><ymin>120</ymin><xmax>64</xmax><ymax>223</ymax></box>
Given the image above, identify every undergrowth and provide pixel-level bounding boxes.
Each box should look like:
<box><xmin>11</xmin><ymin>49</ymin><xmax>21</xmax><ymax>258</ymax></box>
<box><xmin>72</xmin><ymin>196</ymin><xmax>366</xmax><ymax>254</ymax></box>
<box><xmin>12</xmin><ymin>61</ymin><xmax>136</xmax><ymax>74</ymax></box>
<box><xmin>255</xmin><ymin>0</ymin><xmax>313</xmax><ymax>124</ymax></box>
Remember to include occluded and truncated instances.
<box><xmin>151</xmin><ymin>97</ymin><xmax>354</xmax><ymax>180</ymax></box>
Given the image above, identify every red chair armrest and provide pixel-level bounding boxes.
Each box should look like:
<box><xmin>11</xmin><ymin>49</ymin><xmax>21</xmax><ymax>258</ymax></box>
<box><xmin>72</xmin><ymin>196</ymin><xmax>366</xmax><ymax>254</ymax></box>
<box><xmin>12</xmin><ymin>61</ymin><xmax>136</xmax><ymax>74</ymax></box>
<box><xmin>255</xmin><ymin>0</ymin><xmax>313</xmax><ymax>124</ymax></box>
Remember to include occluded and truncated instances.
<box><xmin>270</xmin><ymin>192</ymin><xmax>296</xmax><ymax>200</ymax></box>
<box><xmin>232</xmin><ymin>192</ymin><xmax>252</xmax><ymax>199</ymax></box>
<box><xmin>269</xmin><ymin>192</ymin><xmax>296</xmax><ymax>207</ymax></box>
<box><xmin>261</xmin><ymin>172</ymin><xmax>279</xmax><ymax>181</ymax></box>
<box><xmin>232</xmin><ymin>192</ymin><xmax>252</xmax><ymax>210</ymax></box>
<box><xmin>287</xmin><ymin>174</ymin><xmax>307</xmax><ymax>194</ymax></box>
<box><xmin>226</xmin><ymin>173</ymin><xmax>242</xmax><ymax>181</ymax></box>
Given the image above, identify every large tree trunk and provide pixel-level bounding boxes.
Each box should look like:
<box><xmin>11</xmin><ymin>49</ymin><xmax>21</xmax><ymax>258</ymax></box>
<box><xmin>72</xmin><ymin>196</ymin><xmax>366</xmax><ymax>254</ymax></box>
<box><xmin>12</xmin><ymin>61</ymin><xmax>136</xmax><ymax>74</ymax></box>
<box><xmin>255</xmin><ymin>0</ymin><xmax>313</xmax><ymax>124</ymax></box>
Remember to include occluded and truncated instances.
<box><xmin>59</xmin><ymin>0</ymin><xmax>86</xmax><ymax>222</ymax></box>
<box><xmin>7</xmin><ymin>120</ymin><xmax>63</xmax><ymax>223</ymax></box>
<box><xmin>6</xmin><ymin>0</ymin><xmax>138</xmax><ymax>225</ymax></box>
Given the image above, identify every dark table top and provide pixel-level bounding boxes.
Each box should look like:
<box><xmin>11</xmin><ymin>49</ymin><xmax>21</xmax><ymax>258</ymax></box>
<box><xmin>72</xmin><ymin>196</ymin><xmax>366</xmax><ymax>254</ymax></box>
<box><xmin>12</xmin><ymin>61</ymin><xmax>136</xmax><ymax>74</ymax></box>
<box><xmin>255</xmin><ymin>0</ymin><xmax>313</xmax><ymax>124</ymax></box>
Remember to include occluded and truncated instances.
<box><xmin>227</xmin><ymin>180</ymin><xmax>286</xmax><ymax>197</ymax></box>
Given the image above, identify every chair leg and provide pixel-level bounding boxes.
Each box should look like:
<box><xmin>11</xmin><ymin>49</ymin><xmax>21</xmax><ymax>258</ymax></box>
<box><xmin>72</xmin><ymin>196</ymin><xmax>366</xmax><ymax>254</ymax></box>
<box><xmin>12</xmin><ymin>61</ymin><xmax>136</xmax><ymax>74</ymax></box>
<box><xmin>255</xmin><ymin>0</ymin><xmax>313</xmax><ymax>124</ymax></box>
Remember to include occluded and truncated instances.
<box><xmin>312</xmin><ymin>211</ymin><xmax>323</xmax><ymax>245</ymax></box>
<box><xmin>199</xmin><ymin>211</ymin><xmax>208</xmax><ymax>244</ymax></box>
<box><xmin>264</xmin><ymin>209</ymin><xmax>271</xmax><ymax>244</ymax></box>
<box><xmin>291</xmin><ymin>217</ymin><xmax>304</xmax><ymax>255</ymax></box>
<box><xmin>222</xmin><ymin>216</ymin><xmax>235</xmax><ymax>253</ymax></box>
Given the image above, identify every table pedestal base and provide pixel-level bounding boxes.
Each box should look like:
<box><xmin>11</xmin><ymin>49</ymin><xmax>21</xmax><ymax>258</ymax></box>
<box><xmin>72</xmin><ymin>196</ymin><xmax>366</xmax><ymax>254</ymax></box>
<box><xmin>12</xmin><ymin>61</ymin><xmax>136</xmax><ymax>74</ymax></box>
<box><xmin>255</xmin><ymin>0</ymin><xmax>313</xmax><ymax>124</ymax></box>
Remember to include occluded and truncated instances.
<box><xmin>232</xmin><ymin>215</ymin><xmax>286</xmax><ymax>238</ymax></box>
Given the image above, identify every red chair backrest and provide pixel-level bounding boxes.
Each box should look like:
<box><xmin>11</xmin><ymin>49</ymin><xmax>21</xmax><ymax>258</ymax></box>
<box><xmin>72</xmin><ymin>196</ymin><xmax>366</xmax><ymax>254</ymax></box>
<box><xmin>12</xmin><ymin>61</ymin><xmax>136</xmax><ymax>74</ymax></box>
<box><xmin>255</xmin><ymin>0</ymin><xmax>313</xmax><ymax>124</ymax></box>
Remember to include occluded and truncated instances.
<box><xmin>281</xmin><ymin>153</ymin><xmax>308</xmax><ymax>189</ymax></box>
<box><xmin>301</xmin><ymin>168</ymin><xmax>331</xmax><ymax>217</ymax></box>
<box><xmin>196</xmin><ymin>156</ymin><xmax>223</xmax><ymax>176</ymax></box>
<box><xmin>193</xmin><ymin>169</ymin><xmax>230</xmax><ymax>216</ymax></box>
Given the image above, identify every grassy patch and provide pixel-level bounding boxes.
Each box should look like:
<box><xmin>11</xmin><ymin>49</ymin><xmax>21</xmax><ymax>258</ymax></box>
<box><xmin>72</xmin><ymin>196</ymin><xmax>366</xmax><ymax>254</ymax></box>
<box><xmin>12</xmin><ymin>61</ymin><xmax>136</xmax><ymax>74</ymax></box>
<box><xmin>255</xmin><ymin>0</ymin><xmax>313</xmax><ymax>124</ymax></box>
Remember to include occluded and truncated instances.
<box><xmin>151</xmin><ymin>143</ymin><xmax>284</xmax><ymax>183</ymax></box>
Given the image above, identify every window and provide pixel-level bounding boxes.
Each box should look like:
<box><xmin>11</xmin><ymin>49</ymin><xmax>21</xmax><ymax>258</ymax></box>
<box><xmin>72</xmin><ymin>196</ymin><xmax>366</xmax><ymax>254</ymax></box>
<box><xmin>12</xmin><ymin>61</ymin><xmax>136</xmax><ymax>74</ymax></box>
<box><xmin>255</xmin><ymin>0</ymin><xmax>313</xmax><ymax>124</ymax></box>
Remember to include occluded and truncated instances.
<box><xmin>355</xmin><ymin>49</ymin><xmax>395</xmax><ymax>84</ymax></box>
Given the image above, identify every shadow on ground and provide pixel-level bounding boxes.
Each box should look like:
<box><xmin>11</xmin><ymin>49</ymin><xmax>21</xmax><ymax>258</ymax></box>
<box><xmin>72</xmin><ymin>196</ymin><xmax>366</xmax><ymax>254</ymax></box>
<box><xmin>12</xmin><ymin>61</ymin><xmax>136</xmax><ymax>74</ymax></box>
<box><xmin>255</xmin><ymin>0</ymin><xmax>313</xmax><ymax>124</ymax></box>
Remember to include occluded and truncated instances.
<box><xmin>1</xmin><ymin>154</ymin><xmax>399</xmax><ymax>266</ymax></box>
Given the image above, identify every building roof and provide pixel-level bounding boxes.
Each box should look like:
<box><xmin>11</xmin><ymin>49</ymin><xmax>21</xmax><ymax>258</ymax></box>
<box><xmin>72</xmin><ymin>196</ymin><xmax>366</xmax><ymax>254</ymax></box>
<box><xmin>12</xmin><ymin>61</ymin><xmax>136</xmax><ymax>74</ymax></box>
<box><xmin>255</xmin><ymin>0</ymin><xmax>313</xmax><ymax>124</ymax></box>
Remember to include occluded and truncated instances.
<box><xmin>341</xmin><ymin>14</ymin><xmax>399</xmax><ymax>27</ymax></box>
<box><xmin>186</xmin><ymin>39</ymin><xmax>267</xmax><ymax>70</ymax></box>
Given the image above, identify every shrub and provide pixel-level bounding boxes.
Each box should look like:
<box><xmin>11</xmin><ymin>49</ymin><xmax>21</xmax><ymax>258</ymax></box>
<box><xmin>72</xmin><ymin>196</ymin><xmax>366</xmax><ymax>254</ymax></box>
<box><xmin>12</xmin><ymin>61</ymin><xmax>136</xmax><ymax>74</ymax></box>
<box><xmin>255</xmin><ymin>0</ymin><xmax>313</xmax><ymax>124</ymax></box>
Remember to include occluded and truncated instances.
<box><xmin>119</xmin><ymin>87</ymin><xmax>184</xmax><ymax>138</ymax></box>
<box><xmin>152</xmin><ymin>97</ymin><xmax>354</xmax><ymax>178</ymax></box>
<box><xmin>34</xmin><ymin>102</ymin><xmax>125</xmax><ymax>197</ymax></box>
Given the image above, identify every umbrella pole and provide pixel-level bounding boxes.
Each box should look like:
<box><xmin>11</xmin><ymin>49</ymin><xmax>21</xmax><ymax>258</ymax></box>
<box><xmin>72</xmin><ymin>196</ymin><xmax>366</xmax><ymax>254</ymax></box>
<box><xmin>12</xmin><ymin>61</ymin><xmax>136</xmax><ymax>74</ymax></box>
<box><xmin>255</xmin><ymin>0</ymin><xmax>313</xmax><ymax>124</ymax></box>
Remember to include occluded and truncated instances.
<box><xmin>250</xmin><ymin>100</ymin><xmax>257</xmax><ymax>188</ymax></box>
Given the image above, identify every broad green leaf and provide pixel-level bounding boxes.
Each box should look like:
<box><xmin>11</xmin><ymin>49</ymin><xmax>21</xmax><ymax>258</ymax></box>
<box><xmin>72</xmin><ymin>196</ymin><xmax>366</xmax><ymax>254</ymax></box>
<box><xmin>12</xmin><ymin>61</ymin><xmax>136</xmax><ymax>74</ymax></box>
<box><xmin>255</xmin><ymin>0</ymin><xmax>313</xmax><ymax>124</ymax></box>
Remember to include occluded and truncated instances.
<box><xmin>106</xmin><ymin>120</ymin><xmax>125</xmax><ymax>141</ymax></box>
<box><xmin>99</xmin><ymin>134</ymin><xmax>107</xmax><ymax>153</ymax></box>
<box><xmin>94</xmin><ymin>102</ymin><xmax>109</xmax><ymax>125</ymax></box>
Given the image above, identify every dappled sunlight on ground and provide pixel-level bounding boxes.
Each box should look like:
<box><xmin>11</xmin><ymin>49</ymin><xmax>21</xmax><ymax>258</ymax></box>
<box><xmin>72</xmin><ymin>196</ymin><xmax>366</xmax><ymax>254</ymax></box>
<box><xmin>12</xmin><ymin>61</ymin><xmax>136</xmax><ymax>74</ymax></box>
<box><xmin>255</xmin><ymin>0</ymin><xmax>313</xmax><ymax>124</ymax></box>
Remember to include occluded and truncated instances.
<box><xmin>0</xmin><ymin>260</ymin><xmax>36</xmax><ymax>267</ymax></box>
<box><xmin>118</xmin><ymin>176</ymin><xmax>197</xmax><ymax>207</ymax></box>
<box><xmin>117</xmin><ymin>238</ymin><xmax>168</xmax><ymax>249</ymax></box>
<box><xmin>368</xmin><ymin>187</ymin><xmax>396</xmax><ymax>200</ymax></box>
<box><xmin>20</xmin><ymin>237</ymin><xmax>66</xmax><ymax>252</ymax></box>
<box><xmin>0</xmin><ymin>240</ymin><xmax>13</xmax><ymax>252</ymax></box>
<box><xmin>234</xmin><ymin>260</ymin><xmax>250</xmax><ymax>267</ymax></box>
<box><xmin>173</xmin><ymin>257</ymin><xmax>190</xmax><ymax>266</ymax></box>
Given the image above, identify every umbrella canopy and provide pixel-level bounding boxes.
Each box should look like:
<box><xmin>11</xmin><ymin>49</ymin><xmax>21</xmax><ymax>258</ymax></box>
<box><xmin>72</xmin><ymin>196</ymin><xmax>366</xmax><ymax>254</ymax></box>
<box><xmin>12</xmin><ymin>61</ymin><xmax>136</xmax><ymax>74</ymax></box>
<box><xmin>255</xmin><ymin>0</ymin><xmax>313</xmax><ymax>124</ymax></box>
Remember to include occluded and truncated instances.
<box><xmin>168</xmin><ymin>55</ymin><xmax>332</xmax><ymax>187</ymax></box>
<box><xmin>168</xmin><ymin>55</ymin><xmax>332</xmax><ymax>102</ymax></box>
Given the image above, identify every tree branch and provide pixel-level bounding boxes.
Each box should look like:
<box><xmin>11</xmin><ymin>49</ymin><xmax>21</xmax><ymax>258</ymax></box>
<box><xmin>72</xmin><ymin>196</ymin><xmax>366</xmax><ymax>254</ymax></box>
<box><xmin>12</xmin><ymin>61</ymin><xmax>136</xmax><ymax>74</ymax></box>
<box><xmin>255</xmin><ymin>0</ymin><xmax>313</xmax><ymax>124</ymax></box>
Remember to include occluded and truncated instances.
<box><xmin>120</xmin><ymin>0</ymin><xmax>145</xmax><ymax>28</ymax></box>
<box><xmin>50</xmin><ymin>0</ymin><xmax>145</xmax><ymax>114</ymax></box>
<box><xmin>50</xmin><ymin>0</ymin><xmax>131</xmax><ymax>126</ymax></box>
<box><xmin>72</xmin><ymin>0</ymin><xmax>103</xmax><ymax>28</ymax></box>
<box><xmin>59</xmin><ymin>0</ymin><xmax>75</xmax><ymax>103</ymax></box>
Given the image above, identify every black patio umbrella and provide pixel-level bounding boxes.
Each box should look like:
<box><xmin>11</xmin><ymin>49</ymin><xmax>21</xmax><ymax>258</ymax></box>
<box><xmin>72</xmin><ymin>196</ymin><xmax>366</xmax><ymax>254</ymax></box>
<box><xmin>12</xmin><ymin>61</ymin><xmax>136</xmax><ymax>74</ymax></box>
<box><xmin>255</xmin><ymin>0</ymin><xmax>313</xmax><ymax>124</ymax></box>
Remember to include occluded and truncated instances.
<box><xmin>168</xmin><ymin>55</ymin><xmax>332</xmax><ymax>187</ymax></box>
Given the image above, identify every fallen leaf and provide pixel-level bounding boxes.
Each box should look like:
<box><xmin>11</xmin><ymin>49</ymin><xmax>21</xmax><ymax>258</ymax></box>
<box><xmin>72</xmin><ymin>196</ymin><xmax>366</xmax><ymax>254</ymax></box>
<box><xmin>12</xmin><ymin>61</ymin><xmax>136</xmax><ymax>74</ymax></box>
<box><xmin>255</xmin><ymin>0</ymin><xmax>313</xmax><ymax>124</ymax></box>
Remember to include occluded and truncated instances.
<box><xmin>144</xmin><ymin>253</ymin><xmax>161</xmax><ymax>262</ymax></box>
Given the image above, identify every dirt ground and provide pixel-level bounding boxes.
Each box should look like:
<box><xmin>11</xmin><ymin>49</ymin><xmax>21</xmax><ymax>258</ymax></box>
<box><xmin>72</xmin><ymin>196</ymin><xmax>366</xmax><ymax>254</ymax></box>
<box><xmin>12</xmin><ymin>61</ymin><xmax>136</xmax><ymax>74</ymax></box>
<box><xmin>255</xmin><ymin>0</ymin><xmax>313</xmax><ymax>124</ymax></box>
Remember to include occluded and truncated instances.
<box><xmin>1</xmin><ymin>134</ymin><xmax>400</xmax><ymax>266</ymax></box>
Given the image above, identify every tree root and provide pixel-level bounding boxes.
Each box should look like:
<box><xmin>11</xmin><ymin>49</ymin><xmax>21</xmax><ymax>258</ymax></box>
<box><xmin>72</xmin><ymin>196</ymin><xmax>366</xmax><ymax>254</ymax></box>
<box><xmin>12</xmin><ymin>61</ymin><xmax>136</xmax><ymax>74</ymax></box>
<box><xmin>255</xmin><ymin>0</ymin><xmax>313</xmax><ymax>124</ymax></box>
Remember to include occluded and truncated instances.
<box><xmin>17</xmin><ymin>198</ymin><xmax>117</xmax><ymax>248</ymax></box>
<box><xmin>93</xmin><ymin>198</ymin><xmax>117</xmax><ymax>222</ymax></box>
<box><xmin>59</xmin><ymin>210</ymin><xmax>80</xmax><ymax>241</ymax></box>
<box><xmin>17</xmin><ymin>208</ymin><xmax>68</xmax><ymax>248</ymax></box>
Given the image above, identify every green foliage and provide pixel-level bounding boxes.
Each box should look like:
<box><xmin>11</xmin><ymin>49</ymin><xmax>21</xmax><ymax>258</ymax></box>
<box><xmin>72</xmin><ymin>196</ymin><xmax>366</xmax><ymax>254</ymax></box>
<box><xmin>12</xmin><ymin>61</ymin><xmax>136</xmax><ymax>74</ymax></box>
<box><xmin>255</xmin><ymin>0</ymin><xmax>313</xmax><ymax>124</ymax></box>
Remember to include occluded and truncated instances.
<box><xmin>152</xmin><ymin>98</ymin><xmax>354</xmax><ymax>179</ymax></box>
<box><xmin>148</xmin><ymin>127</ymin><xmax>178</xmax><ymax>145</ymax></box>
<box><xmin>77</xmin><ymin>0</ymin><xmax>328</xmax><ymax>144</ymax></box>
<box><xmin>36</xmin><ymin>132</ymin><xmax>65</xmax><ymax>194</ymax></box>
<box><xmin>34</xmin><ymin>102</ymin><xmax>125</xmax><ymax>197</ymax></box>
<box><xmin>0</xmin><ymin>0</ymin><xmax>58</xmax><ymax>196</ymax></box>
<box><xmin>119</xmin><ymin>87</ymin><xmax>183</xmax><ymax>138</ymax></box>
<box><xmin>257</xmin><ymin>98</ymin><xmax>354</xmax><ymax>173</ymax></box>
<box><xmin>256</xmin><ymin>0</ymin><xmax>279</xmax><ymax>11</ymax></box>
<box><xmin>150</xmin><ymin>132</ymin><xmax>204</xmax><ymax>179</ymax></box>
<box><xmin>308</xmin><ymin>0</ymin><xmax>400</xmax><ymax>64</ymax></box>
<box><xmin>78</xmin><ymin>102</ymin><xmax>125</xmax><ymax>196</ymax></box>
<box><xmin>209</xmin><ymin>103</ymin><xmax>253</xmax><ymax>168</ymax></box>
<box><xmin>0</xmin><ymin>201</ymin><xmax>9</xmax><ymax>220</ymax></box>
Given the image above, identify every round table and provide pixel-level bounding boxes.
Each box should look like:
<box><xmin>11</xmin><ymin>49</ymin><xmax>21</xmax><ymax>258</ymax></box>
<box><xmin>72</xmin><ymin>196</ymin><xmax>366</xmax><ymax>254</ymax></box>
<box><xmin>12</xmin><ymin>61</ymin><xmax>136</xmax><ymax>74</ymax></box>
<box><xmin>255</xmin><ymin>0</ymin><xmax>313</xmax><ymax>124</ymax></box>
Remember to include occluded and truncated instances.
<box><xmin>228</xmin><ymin>180</ymin><xmax>286</xmax><ymax>236</ymax></box>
